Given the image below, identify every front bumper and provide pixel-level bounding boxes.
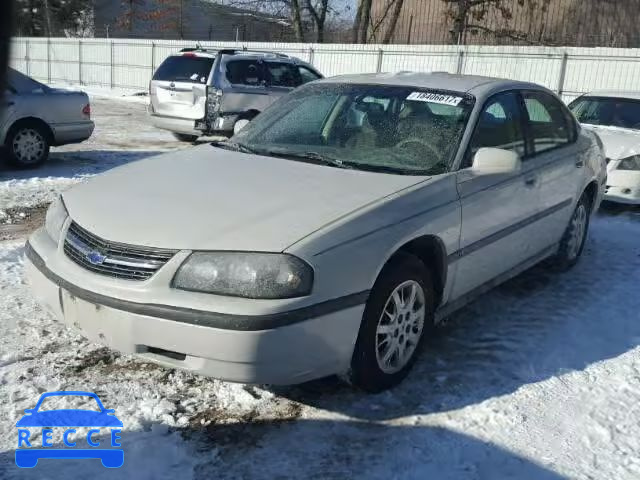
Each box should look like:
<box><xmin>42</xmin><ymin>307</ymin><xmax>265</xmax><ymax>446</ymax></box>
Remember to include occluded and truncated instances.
<box><xmin>604</xmin><ymin>185</ymin><xmax>640</xmax><ymax>205</ymax></box>
<box><xmin>25</xmin><ymin>230</ymin><xmax>365</xmax><ymax>385</ymax></box>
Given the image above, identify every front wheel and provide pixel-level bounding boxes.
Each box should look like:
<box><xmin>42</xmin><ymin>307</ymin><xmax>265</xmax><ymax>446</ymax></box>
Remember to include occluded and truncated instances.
<box><xmin>347</xmin><ymin>253</ymin><xmax>435</xmax><ymax>392</ymax></box>
<box><xmin>553</xmin><ymin>194</ymin><xmax>591</xmax><ymax>270</ymax></box>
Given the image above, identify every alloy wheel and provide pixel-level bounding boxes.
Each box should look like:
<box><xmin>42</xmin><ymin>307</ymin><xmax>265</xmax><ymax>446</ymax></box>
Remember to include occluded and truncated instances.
<box><xmin>375</xmin><ymin>279</ymin><xmax>426</xmax><ymax>374</ymax></box>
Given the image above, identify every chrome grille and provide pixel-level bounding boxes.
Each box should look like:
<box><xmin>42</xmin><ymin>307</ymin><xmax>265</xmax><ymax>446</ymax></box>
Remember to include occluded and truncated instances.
<box><xmin>63</xmin><ymin>222</ymin><xmax>177</xmax><ymax>281</ymax></box>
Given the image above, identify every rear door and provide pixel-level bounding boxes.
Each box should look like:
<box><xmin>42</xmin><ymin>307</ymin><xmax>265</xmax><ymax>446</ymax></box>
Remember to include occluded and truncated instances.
<box><xmin>150</xmin><ymin>54</ymin><xmax>214</xmax><ymax>120</ymax></box>
<box><xmin>520</xmin><ymin>90</ymin><xmax>583</xmax><ymax>245</ymax></box>
<box><xmin>218</xmin><ymin>58</ymin><xmax>272</xmax><ymax>113</ymax></box>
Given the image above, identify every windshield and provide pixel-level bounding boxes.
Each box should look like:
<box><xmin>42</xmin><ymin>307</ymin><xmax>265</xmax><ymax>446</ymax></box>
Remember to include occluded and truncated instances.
<box><xmin>570</xmin><ymin>96</ymin><xmax>640</xmax><ymax>130</ymax></box>
<box><xmin>231</xmin><ymin>83</ymin><xmax>474</xmax><ymax>175</ymax></box>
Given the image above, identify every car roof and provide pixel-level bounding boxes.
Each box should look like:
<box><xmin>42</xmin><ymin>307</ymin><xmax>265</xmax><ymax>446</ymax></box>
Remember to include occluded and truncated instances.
<box><xmin>582</xmin><ymin>90</ymin><xmax>640</xmax><ymax>100</ymax></box>
<box><xmin>316</xmin><ymin>72</ymin><xmax>548</xmax><ymax>98</ymax></box>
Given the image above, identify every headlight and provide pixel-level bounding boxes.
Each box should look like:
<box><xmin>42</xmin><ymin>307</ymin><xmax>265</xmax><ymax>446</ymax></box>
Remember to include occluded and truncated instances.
<box><xmin>172</xmin><ymin>252</ymin><xmax>314</xmax><ymax>299</ymax></box>
<box><xmin>617</xmin><ymin>155</ymin><xmax>640</xmax><ymax>171</ymax></box>
<box><xmin>44</xmin><ymin>196</ymin><xmax>69</xmax><ymax>243</ymax></box>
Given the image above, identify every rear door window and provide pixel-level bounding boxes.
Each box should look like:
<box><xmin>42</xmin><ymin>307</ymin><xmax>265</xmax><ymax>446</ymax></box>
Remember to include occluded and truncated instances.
<box><xmin>152</xmin><ymin>56</ymin><xmax>214</xmax><ymax>84</ymax></box>
<box><xmin>265</xmin><ymin>62</ymin><xmax>300</xmax><ymax>87</ymax></box>
<box><xmin>523</xmin><ymin>91</ymin><xmax>573</xmax><ymax>155</ymax></box>
<box><xmin>225</xmin><ymin>60</ymin><xmax>265</xmax><ymax>86</ymax></box>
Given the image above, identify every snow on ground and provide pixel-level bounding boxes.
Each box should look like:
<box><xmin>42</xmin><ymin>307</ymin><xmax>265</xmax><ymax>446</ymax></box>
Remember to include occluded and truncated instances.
<box><xmin>0</xmin><ymin>207</ymin><xmax>639</xmax><ymax>479</ymax></box>
<box><xmin>0</xmin><ymin>96</ymin><xmax>191</xmax><ymax>210</ymax></box>
<box><xmin>50</xmin><ymin>82</ymin><xmax>150</xmax><ymax>104</ymax></box>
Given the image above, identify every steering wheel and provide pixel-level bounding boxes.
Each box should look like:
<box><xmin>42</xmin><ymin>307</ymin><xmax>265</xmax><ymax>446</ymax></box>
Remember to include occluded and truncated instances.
<box><xmin>395</xmin><ymin>137</ymin><xmax>440</xmax><ymax>160</ymax></box>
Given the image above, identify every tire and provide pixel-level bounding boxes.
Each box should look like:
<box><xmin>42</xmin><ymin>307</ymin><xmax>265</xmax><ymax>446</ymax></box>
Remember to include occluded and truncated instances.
<box><xmin>347</xmin><ymin>252</ymin><xmax>435</xmax><ymax>392</ymax></box>
<box><xmin>6</xmin><ymin>122</ymin><xmax>50</xmax><ymax>168</ymax></box>
<box><xmin>172</xmin><ymin>133</ymin><xmax>199</xmax><ymax>142</ymax></box>
<box><xmin>553</xmin><ymin>193</ymin><xmax>591</xmax><ymax>271</ymax></box>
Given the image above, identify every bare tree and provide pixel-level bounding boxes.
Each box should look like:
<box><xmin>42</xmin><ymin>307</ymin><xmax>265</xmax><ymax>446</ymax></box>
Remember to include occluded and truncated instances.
<box><xmin>226</xmin><ymin>0</ymin><xmax>339</xmax><ymax>42</ymax></box>
<box><xmin>442</xmin><ymin>0</ymin><xmax>552</xmax><ymax>45</ymax></box>
<box><xmin>352</xmin><ymin>0</ymin><xmax>372</xmax><ymax>43</ymax></box>
<box><xmin>305</xmin><ymin>0</ymin><xmax>329</xmax><ymax>42</ymax></box>
<box><xmin>353</xmin><ymin>0</ymin><xmax>406</xmax><ymax>44</ymax></box>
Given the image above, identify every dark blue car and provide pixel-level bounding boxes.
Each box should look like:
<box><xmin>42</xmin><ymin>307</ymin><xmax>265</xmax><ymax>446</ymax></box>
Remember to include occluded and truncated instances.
<box><xmin>15</xmin><ymin>391</ymin><xmax>123</xmax><ymax>468</ymax></box>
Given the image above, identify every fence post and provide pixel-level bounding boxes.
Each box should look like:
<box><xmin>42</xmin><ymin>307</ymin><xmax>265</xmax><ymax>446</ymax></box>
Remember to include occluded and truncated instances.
<box><xmin>557</xmin><ymin>52</ymin><xmax>569</xmax><ymax>97</ymax></box>
<box><xmin>78</xmin><ymin>39</ymin><xmax>82</xmax><ymax>85</ymax></box>
<box><xmin>25</xmin><ymin>38</ymin><xmax>30</xmax><ymax>76</ymax></box>
<box><xmin>308</xmin><ymin>46</ymin><xmax>315</xmax><ymax>65</ymax></box>
<box><xmin>47</xmin><ymin>38</ymin><xmax>51</xmax><ymax>83</ymax></box>
<box><xmin>110</xmin><ymin>41</ymin><xmax>114</xmax><ymax>89</ymax></box>
<box><xmin>456</xmin><ymin>49</ymin><xmax>465</xmax><ymax>74</ymax></box>
<box><xmin>151</xmin><ymin>42</ymin><xmax>156</xmax><ymax>76</ymax></box>
<box><xmin>376</xmin><ymin>48</ymin><xmax>384</xmax><ymax>73</ymax></box>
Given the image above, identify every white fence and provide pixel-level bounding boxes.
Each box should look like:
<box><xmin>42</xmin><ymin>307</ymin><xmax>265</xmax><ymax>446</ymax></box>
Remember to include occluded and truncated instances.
<box><xmin>10</xmin><ymin>37</ymin><xmax>640</xmax><ymax>101</ymax></box>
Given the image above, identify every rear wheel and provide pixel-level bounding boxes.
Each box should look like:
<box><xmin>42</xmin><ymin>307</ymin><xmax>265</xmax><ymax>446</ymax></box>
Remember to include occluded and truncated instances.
<box><xmin>553</xmin><ymin>193</ymin><xmax>591</xmax><ymax>270</ymax></box>
<box><xmin>172</xmin><ymin>133</ymin><xmax>198</xmax><ymax>143</ymax></box>
<box><xmin>347</xmin><ymin>253</ymin><xmax>435</xmax><ymax>392</ymax></box>
<box><xmin>6</xmin><ymin>123</ymin><xmax>50</xmax><ymax>168</ymax></box>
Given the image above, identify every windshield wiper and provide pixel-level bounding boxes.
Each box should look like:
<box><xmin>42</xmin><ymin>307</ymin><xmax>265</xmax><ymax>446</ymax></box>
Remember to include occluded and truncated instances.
<box><xmin>210</xmin><ymin>140</ymin><xmax>259</xmax><ymax>154</ymax></box>
<box><xmin>262</xmin><ymin>150</ymin><xmax>354</xmax><ymax>169</ymax></box>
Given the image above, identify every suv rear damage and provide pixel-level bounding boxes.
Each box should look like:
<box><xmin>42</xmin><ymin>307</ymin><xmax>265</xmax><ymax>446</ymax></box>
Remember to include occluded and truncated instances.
<box><xmin>148</xmin><ymin>47</ymin><xmax>323</xmax><ymax>140</ymax></box>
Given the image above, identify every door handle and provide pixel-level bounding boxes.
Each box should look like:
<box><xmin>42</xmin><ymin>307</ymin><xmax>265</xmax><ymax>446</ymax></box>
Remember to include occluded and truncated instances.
<box><xmin>575</xmin><ymin>158</ymin><xmax>585</xmax><ymax>168</ymax></box>
<box><xmin>524</xmin><ymin>176</ymin><xmax>537</xmax><ymax>187</ymax></box>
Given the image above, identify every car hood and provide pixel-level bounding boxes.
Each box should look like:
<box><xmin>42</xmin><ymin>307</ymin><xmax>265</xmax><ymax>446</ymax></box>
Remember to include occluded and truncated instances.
<box><xmin>63</xmin><ymin>145</ymin><xmax>427</xmax><ymax>252</ymax></box>
<box><xmin>583</xmin><ymin>124</ymin><xmax>640</xmax><ymax>160</ymax></box>
<box><xmin>16</xmin><ymin>410</ymin><xmax>123</xmax><ymax>427</ymax></box>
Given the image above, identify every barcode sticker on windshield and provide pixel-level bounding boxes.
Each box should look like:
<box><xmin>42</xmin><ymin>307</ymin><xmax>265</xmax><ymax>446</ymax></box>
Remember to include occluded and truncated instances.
<box><xmin>407</xmin><ymin>92</ymin><xmax>463</xmax><ymax>106</ymax></box>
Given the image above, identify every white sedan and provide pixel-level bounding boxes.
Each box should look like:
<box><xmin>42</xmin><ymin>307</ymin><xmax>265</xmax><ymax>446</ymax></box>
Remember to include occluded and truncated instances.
<box><xmin>570</xmin><ymin>91</ymin><xmax>640</xmax><ymax>205</ymax></box>
<box><xmin>26</xmin><ymin>73</ymin><xmax>605</xmax><ymax>392</ymax></box>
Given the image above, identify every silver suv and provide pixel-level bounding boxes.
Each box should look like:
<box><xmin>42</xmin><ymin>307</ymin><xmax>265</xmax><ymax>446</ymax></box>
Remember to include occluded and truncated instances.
<box><xmin>148</xmin><ymin>47</ymin><xmax>323</xmax><ymax>141</ymax></box>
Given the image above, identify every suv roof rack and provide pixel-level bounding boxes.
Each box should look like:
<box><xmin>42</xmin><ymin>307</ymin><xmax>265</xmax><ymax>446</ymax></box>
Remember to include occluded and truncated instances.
<box><xmin>179</xmin><ymin>46</ymin><xmax>218</xmax><ymax>54</ymax></box>
<box><xmin>217</xmin><ymin>48</ymin><xmax>290</xmax><ymax>59</ymax></box>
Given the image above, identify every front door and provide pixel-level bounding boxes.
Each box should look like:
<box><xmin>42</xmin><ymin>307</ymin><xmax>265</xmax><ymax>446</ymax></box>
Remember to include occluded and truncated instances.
<box><xmin>451</xmin><ymin>91</ymin><xmax>541</xmax><ymax>299</ymax></box>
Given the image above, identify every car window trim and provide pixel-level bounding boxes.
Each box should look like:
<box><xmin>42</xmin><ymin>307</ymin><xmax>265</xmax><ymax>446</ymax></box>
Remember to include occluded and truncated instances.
<box><xmin>520</xmin><ymin>89</ymin><xmax>577</xmax><ymax>160</ymax></box>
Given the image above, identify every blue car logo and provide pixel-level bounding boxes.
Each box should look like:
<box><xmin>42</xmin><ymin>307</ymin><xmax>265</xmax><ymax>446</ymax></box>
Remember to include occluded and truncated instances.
<box><xmin>86</xmin><ymin>251</ymin><xmax>107</xmax><ymax>265</ymax></box>
<box><xmin>15</xmin><ymin>391</ymin><xmax>123</xmax><ymax>468</ymax></box>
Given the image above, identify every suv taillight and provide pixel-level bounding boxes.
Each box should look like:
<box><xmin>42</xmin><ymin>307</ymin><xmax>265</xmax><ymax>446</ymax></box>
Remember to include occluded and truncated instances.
<box><xmin>82</xmin><ymin>104</ymin><xmax>91</xmax><ymax>117</ymax></box>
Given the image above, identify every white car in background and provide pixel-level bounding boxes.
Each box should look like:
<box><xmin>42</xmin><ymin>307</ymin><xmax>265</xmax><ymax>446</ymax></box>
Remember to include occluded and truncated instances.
<box><xmin>570</xmin><ymin>92</ymin><xmax>640</xmax><ymax>205</ymax></box>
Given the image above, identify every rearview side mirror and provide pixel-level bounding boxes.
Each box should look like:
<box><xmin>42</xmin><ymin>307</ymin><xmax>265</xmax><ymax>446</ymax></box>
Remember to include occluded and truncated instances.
<box><xmin>233</xmin><ymin>119</ymin><xmax>250</xmax><ymax>135</ymax></box>
<box><xmin>472</xmin><ymin>147</ymin><xmax>522</xmax><ymax>174</ymax></box>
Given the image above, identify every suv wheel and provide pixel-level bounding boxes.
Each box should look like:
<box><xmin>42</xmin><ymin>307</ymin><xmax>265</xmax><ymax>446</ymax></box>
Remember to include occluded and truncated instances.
<box><xmin>172</xmin><ymin>133</ymin><xmax>198</xmax><ymax>143</ymax></box>
<box><xmin>6</xmin><ymin>123</ymin><xmax>50</xmax><ymax>168</ymax></box>
<box><xmin>553</xmin><ymin>194</ymin><xmax>591</xmax><ymax>270</ymax></box>
<box><xmin>347</xmin><ymin>253</ymin><xmax>435</xmax><ymax>392</ymax></box>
